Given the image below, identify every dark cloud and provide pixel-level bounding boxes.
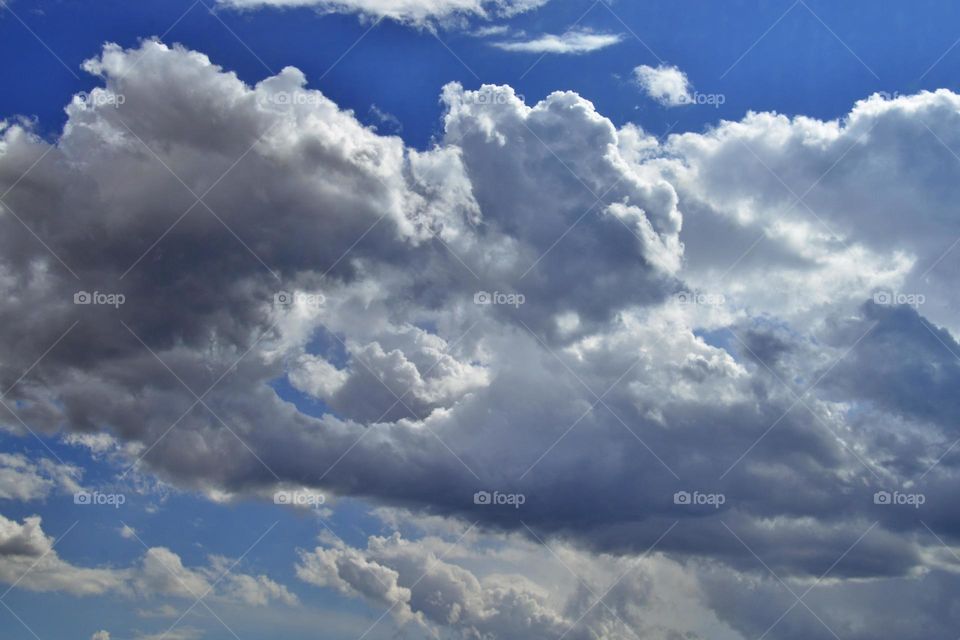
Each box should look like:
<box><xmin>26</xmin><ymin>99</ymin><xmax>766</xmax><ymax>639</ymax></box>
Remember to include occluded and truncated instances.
<box><xmin>3</xmin><ymin>43</ymin><xmax>960</xmax><ymax>622</ymax></box>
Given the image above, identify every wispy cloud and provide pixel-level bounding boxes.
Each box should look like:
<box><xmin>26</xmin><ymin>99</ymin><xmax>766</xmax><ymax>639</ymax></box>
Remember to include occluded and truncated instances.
<box><xmin>492</xmin><ymin>29</ymin><xmax>623</xmax><ymax>54</ymax></box>
<box><xmin>218</xmin><ymin>0</ymin><xmax>550</xmax><ymax>27</ymax></box>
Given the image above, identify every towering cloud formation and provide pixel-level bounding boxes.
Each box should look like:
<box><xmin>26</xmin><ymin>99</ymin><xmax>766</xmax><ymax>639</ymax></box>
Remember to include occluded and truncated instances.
<box><xmin>2</xmin><ymin>43</ymin><xmax>960</xmax><ymax>625</ymax></box>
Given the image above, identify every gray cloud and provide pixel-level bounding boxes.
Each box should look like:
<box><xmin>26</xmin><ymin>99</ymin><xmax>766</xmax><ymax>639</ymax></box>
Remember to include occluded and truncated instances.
<box><xmin>2</xmin><ymin>41</ymin><xmax>960</xmax><ymax>627</ymax></box>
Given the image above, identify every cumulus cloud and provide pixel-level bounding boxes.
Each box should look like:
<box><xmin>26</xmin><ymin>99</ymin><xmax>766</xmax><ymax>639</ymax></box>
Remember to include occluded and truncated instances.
<box><xmin>634</xmin><ymin>64</ymin><xmax>693</xmax><ymax>106</ymax></box>
<box><xmin>4</xmin><ymin>38</ymin><xmax>960</xmax><ymax>638</ymax></box>
<box><xmin>0</xmin><ymin>514</ymin><xmax>127</xmax><ymax>595</ymax></box>
<box><xmin>295</xmin><ymin>511</ymin><xmax>743</xmax><ymax>640</ymax></box>
<box><xmin>0</xmin><ymin>512</ymin><xmax>296</xmax><ymax>607</ymax></box>
<box><xmin>217</xmin><ymin>0</ymin><xmax>549</xmax><ymax>27</ymax></box>
<box><xmin>491</xmin><ymin>29</ymin><xmax>623</xmax><ymax>54</ymax></box>
<box><xmin>0</xmin><ymin>452</ymin><xmax>81</xmax><ymax>501</ymax></box>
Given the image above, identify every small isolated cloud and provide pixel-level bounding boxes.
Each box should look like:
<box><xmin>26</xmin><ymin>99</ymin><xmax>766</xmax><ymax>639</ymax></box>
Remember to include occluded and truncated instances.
<box><xmin>634</xmin><ymin>63</ymin><xmax>692</xmax><ymax>106</ymax></box>
<box><xmin>368</xmin><ymin>104</ymin><xmax>402</xmax><ymax>135</ymax></box>
<box><xmin>91</xmin><ymin>632</ymin><xmax>110</xmax><ymax>640</ymax></box>
<box><xmin>492</xmin><ymin>29</ymin><xmax>623</xmax><ymax>54</ymax></box>
<box><xmin>470</xmin><ymin>23</ymin><xmax>509</xmax><ymax>37</ymax></box>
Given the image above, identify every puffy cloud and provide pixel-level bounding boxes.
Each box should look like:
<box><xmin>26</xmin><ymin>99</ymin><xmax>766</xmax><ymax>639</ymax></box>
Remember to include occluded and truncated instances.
<box><xmin>654</xmin><ymin>90</ymin><xmax>960</xmax><ymax>330</ymax></box>
<box><xmin>634</xmin><ymin>64</ymin><xmax>693</xmax><ymax>106</ymax></box>
<box><xmin>298</xmin><ymin>531</ymin><xmax>577</xmax><ymax>638</ymax></box>
<box><xmin>216</xmin><ymin>0</ymin><xmax>549</xmax><ymax>27</ymax></box>
<box><xmin>0</xmin><ymin>452</ymin><xmax>81</xmax><ymax>501</ymax></box>
<box><xmin>0</xmin><ymin>514</ymin><xmax>127</xmax><ymax>595</ymax></box>
<box><xmin>220</xmin><ymin>571</ymin><xmax>300</xmax><ymax>607</ymax></box>
<box><xmin>0</xmin><ymin>512</ymin><xmax>295</xmax><ymax>606</ymax></box>
<box><xmin>296</xmin><ymin>513</ymin><xmax>741</xmax><ymax>640</ymax></box>
<box><xmin>91</xmin><ymin>632</ymin><xmax>111</xmax><ymax>640</ymax></box>
<box><xmin>491</xmin><ymin>29</ymin><xmax>624</xmax><ymax>54</ymax></box>
<box><xmin>4</xmin><ymin>40</ymin><xmax>960</xmax><ymax>632</ymax></box>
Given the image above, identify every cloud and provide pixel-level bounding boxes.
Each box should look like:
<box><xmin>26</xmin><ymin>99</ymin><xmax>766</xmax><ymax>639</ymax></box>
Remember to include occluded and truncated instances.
<box><xmin>0</xmin><ymin>452</ymin><xmax>82</xmax><ymax>501</ymax></box>
<box><xmin>491</xmin><ymin>29</ymin><xmax>623</xmax><ymax>53</ymax></box>
<box><xmin>634</xmin><ymin>64</ymin><xmax>692</xmax><ymax>106</ymax></box>
<box><xmin>0</xmin><ymin>512</ymin><xmax>296</xmax><ymax>606</ymax></box>
<box><xmin>216</xmin><ymin>0</ymin><xmax>549</xmax><ymax>27</ymax></box>
<box><xmin>4</xmin><ymin>42</ymin><xmax>960</xmax><ymax>630</ymax></box>
<box><xmin>91</xmin><ymin>632</ymin><xmax>111</xmax><ymax>640</ymax></box>
<box><xmin>134</xmin><ymin>630</ymin><xmax>204</xmax><ymax>640</ymax></box>
<box><xmin>297</xmin><ymin>530</ymin><xmax>579</xmax><ymax>638</ymax></box>
<box><xmin>296</xmin><ymin>512</ymin><xmax>741</xmax><ymax>639</ymax></box>
<box><xmin>0</xmin><ymin>514</ymin><xmax>127</xmax><ymax>595</ymax></box>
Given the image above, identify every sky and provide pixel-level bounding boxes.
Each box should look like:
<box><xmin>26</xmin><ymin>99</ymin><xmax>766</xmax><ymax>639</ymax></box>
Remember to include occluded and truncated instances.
<box><xmin>2</xmin><ymin>1</ymin><xmax>960</xmax><ymax>639</ymax></box>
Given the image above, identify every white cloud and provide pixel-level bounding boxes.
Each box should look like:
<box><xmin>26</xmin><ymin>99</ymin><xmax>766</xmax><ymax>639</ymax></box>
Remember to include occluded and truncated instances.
<box><xmin>217</xmin><ymin>0</ymin><xmax>549</xmax><ymax>27</ymax></box>
<box><xmin>91</xmin><ymin>632</ymin><xmax>111</xmax><ymax>640</ymax></box>
<box><xmin>134</xmin><ymin>629</ymin><xmax>204</xmax><ymax>640</ymax></box>
<box><xmin>492</xmin><ymin>29</ymin><xmax>623</xmax><ymax>53</ymax></box>
<box><xmin>0</xmin><ymin>453</ymin><xmax>82</xmax><ymax>501</ymax></box>
<box><xmin>296</xmin><ymin>513</ymin><xmax>740</xmax><ymax>640</ymax></box>
<box><xmin>0</xmin><ymin>513</ymin><xmax>296</xmax><ymax>607</ymax></box>
<box><xmin>634</xmin><ymin>63</ymin><xmax>692</xmax><ymax>106</ymax></box>
<box><xmin>6</xmin><ymin>38</ymin><xmax>960</xmax><ymax>639</ymax></box>
<box><xmin>0</xmin><ymin>514</ymin><xmax>127</xmax><ymax>595</ymax></box>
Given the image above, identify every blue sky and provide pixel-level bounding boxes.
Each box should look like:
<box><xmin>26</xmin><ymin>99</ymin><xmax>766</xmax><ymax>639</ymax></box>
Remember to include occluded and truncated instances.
<box><xmin>5</xmin><ymin>0</ymin><xmax>960</xmax><ymax>147</ymax></box>
<box><xmin>3</xmin><ymin>1</ymin><xmax>960</xmax><ymax>639</ymax></box>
